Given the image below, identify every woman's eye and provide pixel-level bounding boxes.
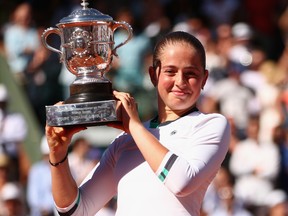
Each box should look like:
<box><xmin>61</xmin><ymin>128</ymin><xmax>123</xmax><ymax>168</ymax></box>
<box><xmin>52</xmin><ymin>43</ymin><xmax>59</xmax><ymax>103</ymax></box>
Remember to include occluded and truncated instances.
<box><xmin>164</xmin><ymin>70</ymin><xmax>175</xmax><ymax>75</ymax></box>
<box><xmin>185</xmin><ymin>71</ymin><xmax>198</xmax><ymax>78</ymax></box>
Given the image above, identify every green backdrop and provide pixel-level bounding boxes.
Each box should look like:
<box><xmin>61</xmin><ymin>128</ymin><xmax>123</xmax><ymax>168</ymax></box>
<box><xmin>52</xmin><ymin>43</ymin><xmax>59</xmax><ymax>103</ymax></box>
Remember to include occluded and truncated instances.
<box><xmin>0</xmin><ymin>54</ymin><xmax>42</xmax><ymax>163</ymax></box>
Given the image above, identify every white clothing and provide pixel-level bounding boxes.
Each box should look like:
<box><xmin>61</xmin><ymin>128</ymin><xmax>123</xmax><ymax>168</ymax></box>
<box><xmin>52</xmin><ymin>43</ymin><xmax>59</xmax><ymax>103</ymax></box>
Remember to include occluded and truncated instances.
<box><xmin>257</xmin><ymin>82</ymin><xmax>282</xmax><ymax>142</ymax></box>
<box><xmin>230</xmin><ymin>139</ymin><xmax>279</xmax><ymax>181</ymax></box>
<box><xmin>206</xmin><ymin>78</ymin><xmax>254</xmax><ymax>129</ymax></box>
<box><xmin>228</xmin><ymin>44</ymin><xmax>252</xmax><ymax>66</ymax></box>
<box><xmin>94</xmin><ymin>207</ymin><xmax>115</xmax><ymax>216</ymax></box>
<box><xmin>27</xmin><ymin>160</ymin><xmax>55</xmax><ymax>216</ymax></box>
<box><xmin>240</xmin><ymin>69</ymin><xmax>266</xmax><ymax>93</ymax></box>
<box><xmin>4</xmin><ymin>24</ymin><xmax>39</xmax><ymax>74</ymax></box>
<box><xmin>229</xmin><ymin>138</ymin><xmax>280</xmax><ymax>205</ymax></box>
<box><xmin>209</xmin><ymin>205</ymin><xmax>253</xmax><ymax>216</ymax></box>
<box><xmin>0</xmin><ymin>112</ymin><xmax>27</xmax><ymax>157</ymax></box>
<box><xmin>57</xmin><ymin>111</ymin><xmax>230</xmax><ymax>216</ymax></box>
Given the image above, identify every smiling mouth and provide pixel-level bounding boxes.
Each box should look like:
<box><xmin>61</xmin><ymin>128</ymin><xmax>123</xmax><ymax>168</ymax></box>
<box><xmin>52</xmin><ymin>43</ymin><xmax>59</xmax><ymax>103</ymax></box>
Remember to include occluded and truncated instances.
<box><xmin>172</xmin><ymin>91</ymin><xmax>188</xmax><ymax>96</ymax></box>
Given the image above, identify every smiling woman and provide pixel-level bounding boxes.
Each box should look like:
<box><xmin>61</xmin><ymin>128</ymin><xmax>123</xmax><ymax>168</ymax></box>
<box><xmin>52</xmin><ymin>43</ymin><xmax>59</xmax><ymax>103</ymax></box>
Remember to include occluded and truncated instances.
<box><xmin>149</xmin><ymin>33</ymin><xmax>208</xmax><ymax>117</ymax></box>
<box><xmin>45</xmin><ymin>31</ymin><xmax>230</xmax><ymax>216</ymax></box>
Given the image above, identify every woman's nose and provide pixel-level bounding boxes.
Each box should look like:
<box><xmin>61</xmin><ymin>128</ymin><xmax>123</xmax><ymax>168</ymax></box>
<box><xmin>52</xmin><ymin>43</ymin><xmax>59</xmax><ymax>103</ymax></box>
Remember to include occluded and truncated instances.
<box><xmin>175</xmin><ymin>72</ymin><xmax>186</xmax><ymax>86</ymax></box>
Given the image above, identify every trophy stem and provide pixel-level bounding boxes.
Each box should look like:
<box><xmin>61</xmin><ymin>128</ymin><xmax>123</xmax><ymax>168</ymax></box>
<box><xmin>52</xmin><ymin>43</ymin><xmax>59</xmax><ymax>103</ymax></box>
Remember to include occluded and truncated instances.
<box><xmin>73</xmin><ymin>66</ymin><xmax>109</xmax><ymax>84</ymax></box>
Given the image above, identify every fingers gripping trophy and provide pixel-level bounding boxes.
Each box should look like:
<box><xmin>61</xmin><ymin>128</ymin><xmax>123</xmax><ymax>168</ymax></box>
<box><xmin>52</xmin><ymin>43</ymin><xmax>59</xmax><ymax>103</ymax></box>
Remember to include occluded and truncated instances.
<box><xmin>42</xmin><ymin>0</ymin><xmax>133</xmax><ymax>127</ymax></box>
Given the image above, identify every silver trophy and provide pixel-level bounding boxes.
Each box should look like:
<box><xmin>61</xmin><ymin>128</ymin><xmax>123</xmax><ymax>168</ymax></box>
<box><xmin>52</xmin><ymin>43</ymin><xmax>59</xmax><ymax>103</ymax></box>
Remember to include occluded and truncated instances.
<box><xmin>42</xmin><ymin>0</ymin><xmax>133</xmax><ymax>126</ymax></box>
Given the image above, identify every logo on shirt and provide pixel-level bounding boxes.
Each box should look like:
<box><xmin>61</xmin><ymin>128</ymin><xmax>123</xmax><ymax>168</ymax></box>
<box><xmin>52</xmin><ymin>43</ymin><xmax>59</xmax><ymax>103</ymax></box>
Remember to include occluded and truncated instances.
<box><xmin>170</xmin><ymin>130</ymin><xmax>177</xmax><ymax>135</ymax></box>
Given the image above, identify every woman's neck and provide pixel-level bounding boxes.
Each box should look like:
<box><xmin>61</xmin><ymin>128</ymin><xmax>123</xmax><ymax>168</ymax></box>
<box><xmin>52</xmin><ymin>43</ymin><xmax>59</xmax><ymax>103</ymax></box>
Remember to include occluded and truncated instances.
<box><xmin>158</xmin><ymin>111</ymin><xmax>180</xmax><ymax>123</ymax></box>
<box><xmin>158</xmin><ymin>106</ymin><xmax>198</xmax><ymax>124</ymax></box>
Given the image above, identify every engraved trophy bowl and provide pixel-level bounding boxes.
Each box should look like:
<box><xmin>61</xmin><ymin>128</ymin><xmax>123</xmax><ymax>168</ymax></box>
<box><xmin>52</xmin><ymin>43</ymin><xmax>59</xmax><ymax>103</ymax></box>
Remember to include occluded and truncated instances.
<box><xmin>42</xmin><ymin>0</ymin><xmax>133</xmax><ymax>127</ymax></box>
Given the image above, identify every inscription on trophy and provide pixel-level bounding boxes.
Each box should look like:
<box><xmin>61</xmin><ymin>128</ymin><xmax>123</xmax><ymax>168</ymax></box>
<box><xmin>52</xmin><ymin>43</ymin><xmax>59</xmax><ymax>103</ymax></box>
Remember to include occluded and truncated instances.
<box><xmin>46</xmin><ymin>101</ymin><xmax>117</xmax><ymax>126</ymax></box>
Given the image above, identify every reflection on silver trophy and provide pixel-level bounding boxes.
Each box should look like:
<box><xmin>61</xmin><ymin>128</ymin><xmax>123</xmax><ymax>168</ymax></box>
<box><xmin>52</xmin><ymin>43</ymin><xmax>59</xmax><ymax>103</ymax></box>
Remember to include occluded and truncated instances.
<box><xmin>41</xmin><ymin>0</ymin><xmax>133</xmax><ymax>126</ymax></box>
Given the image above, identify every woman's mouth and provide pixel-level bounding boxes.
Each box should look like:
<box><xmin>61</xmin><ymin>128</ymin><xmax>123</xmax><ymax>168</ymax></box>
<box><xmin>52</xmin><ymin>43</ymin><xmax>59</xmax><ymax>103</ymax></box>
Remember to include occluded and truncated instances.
<box><xmin>172</xmin><ymin>90</ymin><xmax>188</xmax><ymax>96</ymax></box>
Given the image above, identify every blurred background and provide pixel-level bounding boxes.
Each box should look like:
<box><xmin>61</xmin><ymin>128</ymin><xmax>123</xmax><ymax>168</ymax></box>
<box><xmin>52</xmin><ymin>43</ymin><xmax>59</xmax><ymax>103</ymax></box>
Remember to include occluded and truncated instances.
<box><xmin>0</xmin><ymin>0</ymin><xmax>288</xmax><ymax>215</ymax></box>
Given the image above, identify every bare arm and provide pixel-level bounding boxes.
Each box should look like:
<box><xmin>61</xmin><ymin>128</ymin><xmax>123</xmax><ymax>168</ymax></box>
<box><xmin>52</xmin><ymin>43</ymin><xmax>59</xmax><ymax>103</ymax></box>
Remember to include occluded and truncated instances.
<box><xmin>45</xmin><ymin>124</ymin><xmax>86</xmax><ymax>207</ymax></box>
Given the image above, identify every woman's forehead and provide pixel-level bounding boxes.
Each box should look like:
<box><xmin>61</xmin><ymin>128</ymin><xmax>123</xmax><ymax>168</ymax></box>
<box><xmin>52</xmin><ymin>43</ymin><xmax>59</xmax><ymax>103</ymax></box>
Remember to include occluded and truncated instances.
<box><xmin>159</xmin><ymin>42</ymin><xmax>196</xmax><ymax>56</ymax></box>
<box><xmin>160</xmin><ymin>42</ymin><xmax>197</xmax><ymax>58</ymax></box>
<box><xmin>163</xmin><ymin>40</ymin><xmax>194</xmax><ymax>48</ymax></box>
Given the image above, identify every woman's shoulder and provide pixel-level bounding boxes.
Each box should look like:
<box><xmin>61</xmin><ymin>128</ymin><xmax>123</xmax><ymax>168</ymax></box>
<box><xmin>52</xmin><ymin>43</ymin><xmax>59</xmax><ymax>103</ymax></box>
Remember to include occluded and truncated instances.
<box><xmin>142</xmin><ymin>112</ymin><xmax>229</xmax><ymax>129</ymax></box>
<box><xmin>187</xmin><ymin>111</ymin><xmax>229</xmax><ymax>124</ymax></box>
<box><xmin>182</xmin><ymin>111</ymin><xmax>230</xmax><ymax>135</ymax></box>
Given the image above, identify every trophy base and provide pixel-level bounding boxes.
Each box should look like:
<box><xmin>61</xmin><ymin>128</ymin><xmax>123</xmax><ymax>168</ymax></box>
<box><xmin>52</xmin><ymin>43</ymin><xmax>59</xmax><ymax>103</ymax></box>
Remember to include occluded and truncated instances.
<box><xmin>46</xmin><ymin>100</ymin><xmax>120</xmax><ymax>127</ymax></box>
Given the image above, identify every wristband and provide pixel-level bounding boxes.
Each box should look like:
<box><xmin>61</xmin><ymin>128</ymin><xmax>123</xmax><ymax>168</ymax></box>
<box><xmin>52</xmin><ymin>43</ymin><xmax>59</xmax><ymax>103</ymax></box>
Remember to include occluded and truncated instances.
<box><xmin>49</xmin><ymin>152</ymin><xmax>68</xmax><ymax>166</ymax></box>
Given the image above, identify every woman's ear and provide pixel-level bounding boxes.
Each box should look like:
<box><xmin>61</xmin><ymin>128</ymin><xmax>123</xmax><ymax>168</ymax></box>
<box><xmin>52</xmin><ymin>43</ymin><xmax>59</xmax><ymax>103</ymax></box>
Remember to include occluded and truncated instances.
<box><xmin>149</xmin><ymin>66</ymin><xmax>158</xmax><ymax>87</ymax></box>
<box><xmin>201</xmin><ymin>69</ymin><xmax>209</xmax><ymax>89</ymax></box>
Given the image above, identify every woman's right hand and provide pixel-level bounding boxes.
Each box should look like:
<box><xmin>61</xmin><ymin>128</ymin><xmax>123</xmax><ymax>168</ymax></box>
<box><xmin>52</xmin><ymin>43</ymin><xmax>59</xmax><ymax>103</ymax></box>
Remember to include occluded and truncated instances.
<box><xmin>45</xmin><ymin>102</ymin><xmax>87</xmax><ymax>160</ymax></box>
<box><xmin>45</xmin><ymin>124</ymin><xmax>86</xmax><ymax>161</ymax></box>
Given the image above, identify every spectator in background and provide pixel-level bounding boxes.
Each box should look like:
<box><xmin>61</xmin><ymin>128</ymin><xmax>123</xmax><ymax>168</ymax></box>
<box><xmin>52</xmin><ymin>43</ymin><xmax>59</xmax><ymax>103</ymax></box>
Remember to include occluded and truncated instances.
<box><xmin>201</xmin><ymin>62</ymin><xmax>254</xmax><ymax>139</ymax></box>
<box><xmin>68</xmin><ymin>137</ymin><xmax>95</xmax><ymax>186</ymax></box>
<box><xmin>24</xmin><ymin>26</ymin><xmax>63</xmax><ymax>129</ymax></box>
<box><xmin>275</xmin><ymin>41</ymin><xmax>288</xmax><ymax>128</ymax></box>
<box><xmin>201</xmin><ymin>25</ymin><xmax>256</xmax><ymax>130</ymax></box>
<box><xmin>266</xmin><ymin>190</ymin><xmax>288</xmax><ymax>216</ymax></box>
<box><xmin>3</xmin><ymin>2</ymin><xmax>40</xmax><ymax>86</ymax></box>
<box><xmin>220</xmin><ymin>117</ymin><xmax>241</xmax><ymax>173</ymax></box>
<box><xmin>0</xmin><ymin>182</ymin><xmax>26</xmax><ymax>216</ymax></box>
<box><xmin>281</xmin><ymin>86</ymin><xmax>288</xmax><ymax>128</ymax></box>
<box><xmin>213</xmin><ymin>24</ymin><xmax>234</xmax><ymax>78</ymax></box>
<box><xmin>201</xmin><ymin>0</ymin><xmax>239</xmax><ymax>32</ymax></box>
<box><xmin>112</xmin><ymin>7</ymin><xmax>152</xmax><ymax>93</ymax></box>
<box><xmin>203</xmin><ymin>167</ymin><xmax>252</xmax><ymax>216</ymax></box>
<box><xmin>27</xmin><ymin>135</ymin><xmax>55</xmax><ymax>216</ymax></box>
<box><xmin>86</xmin><ymin>146</ymin><xmax>104</xmax><ymax>167</ymax></box>
<box><xmin>229</xmin><ymin>114</ymin><xmax>280</xmax><ymax>215</ymax></box>
<box><xmin>0</xmin><ymin>153</ymin><xmax>10</xmax><ymax>215</ymax></box>
<box><xmin>255</xmin><ymin>61</ymin><xmax>286</xmax><ymax>143</ymax></box>
<box><xmin>0</xmin><ymin>84</ymin><xmax>30</xmax><ymax>184</ymax></box>
<box><xmin>198</xmin><ymin>23</ymin><xmax>233</xmax><ymax>102</ymax></box>
<box><xmin>112</xmin><ymin>8</ymin><xmax>154</xmax><ymax>119</ymax></box>
<box><xmin>242</xmin><ymin>0</ymin><xmax>284</xmax><ymax>60</ymax></box>
<box><xmin>239</xmin><ymin>46</ymin><xmax>267</xmax><ymax>95</ymax></box>
<box><xmin>228</xmin><ymin>22</ymin><xmax>253</xmax><ymax>73</ymax></box>
<box><xmin>273</xmin><ymin>125</ymin><xmax>288</xmax><ymax>197</ymax></box>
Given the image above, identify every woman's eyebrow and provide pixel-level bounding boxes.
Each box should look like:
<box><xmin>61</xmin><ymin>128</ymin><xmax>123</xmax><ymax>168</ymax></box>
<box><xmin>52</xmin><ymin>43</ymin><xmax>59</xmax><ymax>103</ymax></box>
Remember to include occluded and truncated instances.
<box><xmin>161</xmin><ymin>65</ymin><xmax>177</xmax><ymax>69</ymax></box>
<box><xmin>162</xmin><ymin>65</ymin><xmax>201</xmax><ymax>71</ymax></box>
<box><xmin>185</xmin><ymin>65</ymin><xmax>202</xmax><ymax>71</ymax></box>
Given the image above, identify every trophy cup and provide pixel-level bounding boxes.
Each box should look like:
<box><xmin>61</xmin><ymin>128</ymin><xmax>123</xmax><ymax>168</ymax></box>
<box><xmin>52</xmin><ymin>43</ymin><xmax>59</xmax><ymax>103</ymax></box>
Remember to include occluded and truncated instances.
<box><xmin>42</xmin><ymin>0</ymin><xmax>133</xmax><ymax>126</ymax></box>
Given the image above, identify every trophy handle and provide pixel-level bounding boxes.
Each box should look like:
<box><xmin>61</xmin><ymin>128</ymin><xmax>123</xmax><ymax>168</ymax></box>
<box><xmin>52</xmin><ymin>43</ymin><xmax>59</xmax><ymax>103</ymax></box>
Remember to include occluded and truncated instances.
<box><xmin>112</xmin><ymin>21</ymin><xmax>133</xmax><ymax>57</ymax></box>
<box><xmin>41</xmin><ymin>27</ymin><xmax>64</xmax><ymax>62</ymax></box>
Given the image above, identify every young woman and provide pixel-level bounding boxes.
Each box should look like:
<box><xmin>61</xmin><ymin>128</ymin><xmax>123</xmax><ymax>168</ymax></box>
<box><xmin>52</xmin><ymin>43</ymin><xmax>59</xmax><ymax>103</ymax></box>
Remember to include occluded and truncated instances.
<box><xmin>46</xmin><ymin>31</ymin><xmax>230</xmax><ymax>216</ymax></box>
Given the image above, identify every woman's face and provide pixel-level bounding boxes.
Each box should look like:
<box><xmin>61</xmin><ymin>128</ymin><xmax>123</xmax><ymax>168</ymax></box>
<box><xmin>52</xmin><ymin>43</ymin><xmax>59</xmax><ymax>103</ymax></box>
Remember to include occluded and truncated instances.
<box><xmin>151</xmin><ymin>42</ymin><xmax>208</xmax><ymax>114</ymax></box>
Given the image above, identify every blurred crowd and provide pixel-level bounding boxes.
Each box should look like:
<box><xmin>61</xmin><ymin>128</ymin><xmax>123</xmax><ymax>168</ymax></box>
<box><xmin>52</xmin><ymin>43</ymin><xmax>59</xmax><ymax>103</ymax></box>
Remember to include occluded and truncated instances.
<box><xmin>0</xmin><ymin>0</ymin><xmax>288</xmax><ymax>215</ymax></box>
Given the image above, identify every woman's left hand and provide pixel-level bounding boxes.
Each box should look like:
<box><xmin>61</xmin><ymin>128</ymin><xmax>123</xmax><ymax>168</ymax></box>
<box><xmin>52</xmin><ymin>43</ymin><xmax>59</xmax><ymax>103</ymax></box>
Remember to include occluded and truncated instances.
<box><xmin>108</xmin><ymin>90</ymin><xmax>141</xmax><ymax>133</ymax></box>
